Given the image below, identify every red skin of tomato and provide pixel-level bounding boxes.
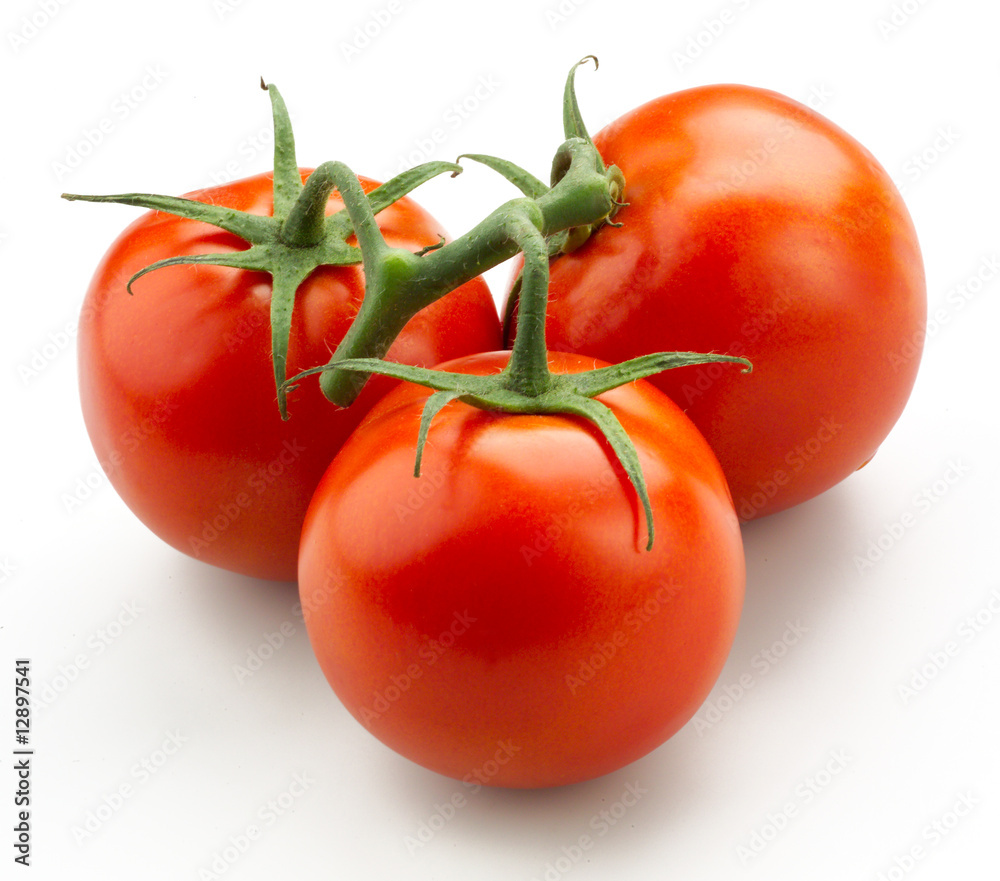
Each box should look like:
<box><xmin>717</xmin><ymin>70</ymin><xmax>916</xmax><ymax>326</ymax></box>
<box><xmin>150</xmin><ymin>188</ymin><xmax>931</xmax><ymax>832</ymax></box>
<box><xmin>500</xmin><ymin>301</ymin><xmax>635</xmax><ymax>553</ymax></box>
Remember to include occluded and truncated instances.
<box><xmin>78</xmin><ymin>171</ymin><xmax>500</xmax><ymax>581</ymax></box>
<box><xmin>299</xmin><ymin>351</ymin><xmax>744</xmax><ymax>788</ymax></box>
<box><xmin>506</xmin><ymin>85</ymin><xmax>926</xmax><ymax>520</ymax></box>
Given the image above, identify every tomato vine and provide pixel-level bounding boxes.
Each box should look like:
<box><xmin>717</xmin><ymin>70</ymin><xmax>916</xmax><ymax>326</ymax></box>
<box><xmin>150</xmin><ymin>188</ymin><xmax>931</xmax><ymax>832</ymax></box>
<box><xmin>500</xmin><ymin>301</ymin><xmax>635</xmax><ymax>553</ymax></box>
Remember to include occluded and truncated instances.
<box><xmin>64</xmin><ymin>58</ymin><xmax>751</xmax><ymax>549</ymax></box>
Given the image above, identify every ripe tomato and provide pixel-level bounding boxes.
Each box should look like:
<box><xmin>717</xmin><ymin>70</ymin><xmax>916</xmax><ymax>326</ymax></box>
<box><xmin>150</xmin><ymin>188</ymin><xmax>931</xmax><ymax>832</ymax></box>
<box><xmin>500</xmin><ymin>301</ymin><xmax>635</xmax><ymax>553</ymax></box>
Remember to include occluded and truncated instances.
<box><xmin>507</xmin><ymin>85</ymin><xmax>926</xmax><ymax>520</ymax></box>
<box><xmin>78</xmin><ymin>171</ymin><xmax>500</xmax><ymax>581</ymax></box>
<box><xmin>299</xmin><ymin>351</ymin><xmax>744</xmax><ymax>788</ymax></box>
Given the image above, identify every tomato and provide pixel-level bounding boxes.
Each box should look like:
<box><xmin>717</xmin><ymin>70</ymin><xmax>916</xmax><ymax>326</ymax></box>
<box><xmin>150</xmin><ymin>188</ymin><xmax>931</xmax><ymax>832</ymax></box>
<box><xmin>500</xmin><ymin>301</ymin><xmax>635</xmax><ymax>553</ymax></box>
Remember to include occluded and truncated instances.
<box><xmin>78</xmin><ymin>171</ymin><xmax>500</xmax><ymax>581</ymax></box>
<box><xmin>506</xmin><ymin>84</ymin><xmax>926</xmax><ymax>520</ymax></box>
<box><xmin>299</xmin><ymin>351</ymin><xmax>744</xmax><ymax>788</ymax></box>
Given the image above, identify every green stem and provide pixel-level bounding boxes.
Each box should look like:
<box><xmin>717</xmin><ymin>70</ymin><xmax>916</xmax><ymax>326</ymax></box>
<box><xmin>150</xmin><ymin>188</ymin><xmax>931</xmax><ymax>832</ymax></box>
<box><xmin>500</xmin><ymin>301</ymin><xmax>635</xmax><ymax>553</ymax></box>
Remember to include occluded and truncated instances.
<box><xmin>309</xmin><ymin>161</ymin><xmax>421</xmax><ymax>405</ymax></box>
<box><xmin>407</xmin><ymin>145</ymin><xmax>616</xmax><ymax>297</ymax></box>
<box><xmin>280</xmin><ymin>163</ymin><xmax>337</xmax><ymax>247</ymax></box>
<box><xmin>316</xmin><ymin>138</ymin><xmax>620</xmax><ymax>407</ymax></box>
<box><xmin>500</xmin><ymin>206</ymin><xmax>553</xmax><ymax>397</ymax></box>
<box><xmin>318</xmin><ymin>280</ymin><xmax>415</xmax><ymax>404</ymax></box>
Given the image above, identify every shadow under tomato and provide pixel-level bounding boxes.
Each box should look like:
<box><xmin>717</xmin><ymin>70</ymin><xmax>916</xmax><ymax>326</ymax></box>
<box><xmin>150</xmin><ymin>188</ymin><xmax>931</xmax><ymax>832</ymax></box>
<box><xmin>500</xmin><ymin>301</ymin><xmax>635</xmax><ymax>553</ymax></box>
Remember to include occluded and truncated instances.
<box><xmin>735</xmin><ymin>480</ymin><xmax>861</xmax><ymax>658</ymax></box>
<box><xmin>384</xmin><ymin>741</ymin><xmax>705</xmax><ymax>864</ymax></box>
<box><xmin>158</xmin><ymin>553</ymin><xmax>333</xmax><ymax>720</ymax></box>
<box><xmin>168</xmin><ymin>553</ymin><xmax>302</xmax><ymax>650</ymax></box>
<box><xmin>160</xmin><ymin>473</ymin><xmax>864</xmax><ymax>871</ymax></box>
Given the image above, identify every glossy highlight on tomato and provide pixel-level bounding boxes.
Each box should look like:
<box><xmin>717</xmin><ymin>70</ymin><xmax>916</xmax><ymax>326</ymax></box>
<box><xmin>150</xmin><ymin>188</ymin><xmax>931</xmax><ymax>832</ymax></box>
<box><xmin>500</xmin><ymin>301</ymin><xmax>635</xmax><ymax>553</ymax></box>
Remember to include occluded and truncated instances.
<box><xmin>507</xmin><ymin>84</ymin><xmax>926</xmax><ymax>520</ymax></box>
<box><xmin>299</xmin><ymin>351</ymin><xmax>744</xmax><ymax>788</ymax></box>
<box><xmin>78</xmin><ymin>171</ymin><xmax>500</xmax><ymax>581</ymax></box>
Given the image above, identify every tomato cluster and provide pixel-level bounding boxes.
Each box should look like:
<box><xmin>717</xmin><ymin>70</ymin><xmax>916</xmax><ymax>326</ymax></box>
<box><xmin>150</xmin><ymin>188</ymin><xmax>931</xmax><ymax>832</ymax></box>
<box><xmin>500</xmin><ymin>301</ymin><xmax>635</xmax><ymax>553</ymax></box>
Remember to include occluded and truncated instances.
<box><xmin>69</xmin><ymin>72</ymin><xmax>924</xmax><ymax>788</ymax></box>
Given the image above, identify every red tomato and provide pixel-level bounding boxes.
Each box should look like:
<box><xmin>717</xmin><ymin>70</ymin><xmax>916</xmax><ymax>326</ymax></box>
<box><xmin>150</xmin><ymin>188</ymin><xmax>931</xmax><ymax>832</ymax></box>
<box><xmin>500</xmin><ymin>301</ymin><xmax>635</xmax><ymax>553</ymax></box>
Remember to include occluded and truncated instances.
<box><xmin>506</xmin><ymin>85</ymin><xmax>926</xmax><ymax>520</ymax></box>
<box><xmin>299</xmin><ymin>351</ymin><xmax>744</xmax><ymax>788</ymax></box>
<box><xmin>78</xmin><ymin>171</ymin><xmax>500</xmax><ymax>581</ymax></box>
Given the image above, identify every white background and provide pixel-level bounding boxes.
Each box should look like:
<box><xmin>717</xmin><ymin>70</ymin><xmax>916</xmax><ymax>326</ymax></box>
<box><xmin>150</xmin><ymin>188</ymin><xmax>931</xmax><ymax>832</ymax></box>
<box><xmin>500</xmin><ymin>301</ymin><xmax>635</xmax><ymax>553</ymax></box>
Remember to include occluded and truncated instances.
<box><xmin>2</xmin><ymin>0</ymin><xmax>998</xmax><ymax>878</ymax></box>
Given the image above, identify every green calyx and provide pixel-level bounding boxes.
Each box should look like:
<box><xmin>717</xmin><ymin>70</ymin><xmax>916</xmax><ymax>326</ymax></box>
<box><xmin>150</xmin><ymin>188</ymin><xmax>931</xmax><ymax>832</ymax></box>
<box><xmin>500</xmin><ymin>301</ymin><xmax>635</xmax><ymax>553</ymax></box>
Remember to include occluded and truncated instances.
<box><xmin>62</xmin><ymin>81</ymin><xmax>463</xmax><ymax>419</ymax></box>
<box><xmin>310</xmin><ymin>62</ymin><xmax>628</xmax><ymax>407</ymax></box>
<box><xmin>284</xmin><ymin>56</ymin><xmax>750</xmax><ymax>550</ymax></box>
<box><xmin>63</xmin><ymin>66</ymin><xmax>628</xmax><ymax>417</ymax></box>
<box><xmin>291</xmin><ymin>201</ymin><xmax>751</xmax><ymax>551</ymax></box>
<box><xmin>63</xmin><ymin>60</ymin><xmax>754</xmax><ymax>549</ymax></box>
